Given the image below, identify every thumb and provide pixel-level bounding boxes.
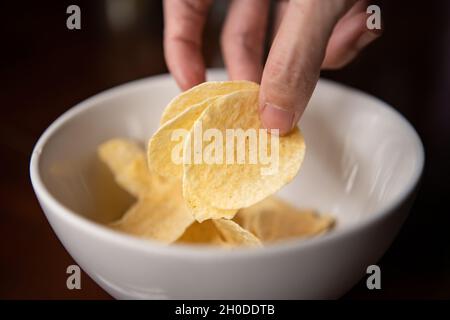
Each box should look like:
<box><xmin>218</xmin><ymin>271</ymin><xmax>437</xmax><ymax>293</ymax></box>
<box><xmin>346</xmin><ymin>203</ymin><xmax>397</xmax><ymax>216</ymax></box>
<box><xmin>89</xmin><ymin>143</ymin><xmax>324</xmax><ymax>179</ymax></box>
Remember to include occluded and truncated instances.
<box><xmin>260</xmin><ymin>0</ymin><xmax>352</xmax><ymax>135</ymax></box>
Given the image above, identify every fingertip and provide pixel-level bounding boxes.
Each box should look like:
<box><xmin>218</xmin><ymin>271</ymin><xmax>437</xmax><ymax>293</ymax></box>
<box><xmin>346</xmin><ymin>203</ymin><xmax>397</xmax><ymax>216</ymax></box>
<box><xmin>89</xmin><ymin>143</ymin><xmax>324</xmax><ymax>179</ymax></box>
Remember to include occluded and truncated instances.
<box><xmin>260</xmin><ymin>102</ymin><xmax>297</xmax><ymax>136</ymax></box>
<box><xmin>177</xmin><ymin>66</ymin><xmax>206</xmax><ymax>90</ymax></box>
<box><xmin>355</xmin><ymin>28</ymin><xmax>381</xmax><ymax>51</ymax></box>
<box><xmin>164</xmin><ymin>41</ymin><xmax>206</xmax><ymax>90</ymax></box>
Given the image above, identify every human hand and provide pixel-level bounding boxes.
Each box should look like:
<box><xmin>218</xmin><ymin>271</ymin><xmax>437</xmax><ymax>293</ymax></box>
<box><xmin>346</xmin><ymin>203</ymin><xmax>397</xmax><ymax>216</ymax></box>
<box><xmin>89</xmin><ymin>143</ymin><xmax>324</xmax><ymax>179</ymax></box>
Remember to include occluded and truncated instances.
<box><xmin>163</xmin><ymin>0</ymin><xmax>381</xmax><ymax>134</ymax></box>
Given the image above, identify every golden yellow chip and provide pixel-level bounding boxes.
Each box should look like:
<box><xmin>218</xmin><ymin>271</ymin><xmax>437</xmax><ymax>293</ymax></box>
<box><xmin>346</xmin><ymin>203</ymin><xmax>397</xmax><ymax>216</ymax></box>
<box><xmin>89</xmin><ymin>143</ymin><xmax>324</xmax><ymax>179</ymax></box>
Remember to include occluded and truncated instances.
<box><xmin>183</xmin><ymin>90</ymin><xmax>305</xmax><ymax>220</ymax></box>
<box><xmin>234</xmin><ymin>197</ymin><xmax>335</xmax><ymax>243</ymax></box>
<box><xmin>183</xmin><ymin>195</ymin><xmax>237</xmax><ymax>223</ymax></box>
<box><xmin>148</xmin><ymin>96</ymin><xmax>221</xmax><ymax>179</ymax></box>
<box><xmin>151</xmin><ymin>99</ymin><xmax>240</xmax><ymax>222</ymax></box>
<box><xmin>110</xmin><ymin>193</ymin><xmax>194</xmax><ymax>244</ymax></box>
<box><xmin>176</xmin><ymin>220</ymin><xmax>225</xmax><ymax>246</ymax></box>
<box><xmin>99</xmin><ymin>139</ymin><xmax>194</xmax><ymax>243</ymax></box>
<box><xmin>99</xmin><ymin>81</ymin><xmax>333</xmax><ymax>248</ymax></box>
<box><xmin>99</xmin><ymin>139</ymin><xmax>149</xmax><ymax>197</ymax></box>
<box><xmin>160</xmin><ymin>81</ymin><xmax>259</xmax><ymax>124</ymax></box>
<box><xmin>176</xmin><ymin>219</ymin><xmax>262</xmax><ymax>248</ymax></box>
<box><xmin>98</xmin><ymin>138</ymin><xmax>143</xmax><ymax>174</ymax></box>
<box><xmin>213</xmin><ymin>219</ymin><xmax>262</xmax><ymax>248</ymax></box>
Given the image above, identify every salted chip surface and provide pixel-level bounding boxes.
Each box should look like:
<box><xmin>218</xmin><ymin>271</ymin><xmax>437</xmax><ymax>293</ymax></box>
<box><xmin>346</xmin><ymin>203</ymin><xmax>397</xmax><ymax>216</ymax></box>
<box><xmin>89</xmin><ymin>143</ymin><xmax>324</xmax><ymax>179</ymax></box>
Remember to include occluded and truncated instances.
<box><xmin>234</xmin><ymin>197</ymin><xmax>335</xmax><ymax>243</ymax></box>
<box><xmin>183</xmin><ymin>90</ymin><xmax>305</xmax><ymax>220</ymax></box>
<box><xmin>185</xmin><ymin>196</ymin><xmax>237</xmax><ymax>223</ymax></box>
<box><xmin>176</xmin><ymin>220</ymin><xmax>225</xmax><ymax>246</ymax></box>
<box><xmin>99</xmin><ymin>138</ymin><xmax>257</xmax><ymax>246</ymax></box>
<box><xmin>110</xmin><ymin>193</ymin><xmax>194</xmax><ymax>243</ymax></box>
<box><xmin>98</xmin><ymin>138</ymin><xmax>143</xmax><ymax>174</ymax></box>
<box><xmin>98</xmin><ymin>139</ymin><xmax>166</xmax><ymax>198</ymax></box>
<box><xmin>98</xmin><ymin>81</ymin><xmax>333</xmax><ymax>248</ymax></box>
<box><xmin>160</xmin><ymin>81</ymin><xmax>259</xmax><ymax>124</ymax></box>
<box><xmin>148</xmin><ymin>96</ymin><xmax>222</xmax><ymax>179</ymax></box>
<box><xmin>151</xmin><ymin>98</ymin><xmax>240</xmax><ymax>222</ymax></box>
<box><xmin>99</xmin><ymin>139</ymin><xmax>194</xmax><ymax>243</ymax></box>
<box><xmin>213</xmin><ymin>219</ymin><xmax>262</xmax><ymax>248</ymax></box>
<box><xmin>176</xmin><ymin>219</ymin><xmax>262</xmax><ymax>248</ymax></box>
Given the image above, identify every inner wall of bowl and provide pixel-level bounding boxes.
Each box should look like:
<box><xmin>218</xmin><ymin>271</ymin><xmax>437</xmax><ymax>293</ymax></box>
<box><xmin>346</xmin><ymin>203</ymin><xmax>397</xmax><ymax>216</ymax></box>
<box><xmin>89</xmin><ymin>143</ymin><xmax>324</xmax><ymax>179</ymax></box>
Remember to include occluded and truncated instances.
<box><xmin>278</xmin><ymin>82</ymin><xmax>421</xmax><ymax>227</ymax></box>
<box><xmin>38</xmin><ymin>77</ymin><xmax>179</xmax><ymax>223</ymax></box>
<box><xmin>38</xmin><ymin>72</ymin><xmax>421</xmax><ymax>229</ymax></box>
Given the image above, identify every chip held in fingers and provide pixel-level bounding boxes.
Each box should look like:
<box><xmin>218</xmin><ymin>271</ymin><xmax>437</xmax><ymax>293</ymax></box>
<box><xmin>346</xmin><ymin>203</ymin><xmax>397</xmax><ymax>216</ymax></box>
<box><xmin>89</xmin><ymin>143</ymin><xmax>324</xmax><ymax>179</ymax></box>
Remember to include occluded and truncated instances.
<box><xmin>182</xmin><ymin>89</ymin><xmax>305</xmax><ymax>220</ymax></box>
<box><xmin>98</xmin><ymin>81</ymin><xmax>335</xmax><ymax>248</ymax></box>
<box><xmin>160</xmin><ymin>80</ymin><xmax>259</xmax><ymax>124</ymax></box>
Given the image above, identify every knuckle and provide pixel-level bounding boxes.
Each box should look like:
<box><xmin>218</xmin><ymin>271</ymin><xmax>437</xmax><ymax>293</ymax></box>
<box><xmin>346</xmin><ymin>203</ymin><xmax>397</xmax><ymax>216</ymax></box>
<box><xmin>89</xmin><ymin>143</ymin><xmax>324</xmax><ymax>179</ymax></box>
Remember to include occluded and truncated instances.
<box><xmin>222</xmin><ymin>30</ymin><xmax>260</xmax><ymax>54</ymax></box>
<box><xmin>180</xmin><ymin>0</ymin><xmax>212</xmax><ymax>16</ymax></box>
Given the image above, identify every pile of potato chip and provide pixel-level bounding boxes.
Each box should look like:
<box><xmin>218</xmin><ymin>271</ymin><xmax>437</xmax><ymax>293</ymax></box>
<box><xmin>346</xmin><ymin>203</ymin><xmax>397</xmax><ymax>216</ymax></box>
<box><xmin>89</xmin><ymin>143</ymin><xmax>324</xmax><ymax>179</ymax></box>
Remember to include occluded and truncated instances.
<box><xmin>99</xmin><ymin>81</ymin><xmax>334</xmax><ymax>248</ymax></box>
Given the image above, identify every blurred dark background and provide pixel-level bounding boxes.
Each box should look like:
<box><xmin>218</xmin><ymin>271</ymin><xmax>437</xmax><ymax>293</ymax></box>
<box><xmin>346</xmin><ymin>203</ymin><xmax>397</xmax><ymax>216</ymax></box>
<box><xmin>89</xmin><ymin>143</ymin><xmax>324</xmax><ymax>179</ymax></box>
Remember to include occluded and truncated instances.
<box><xmin>1</xmin><ymin>0</ymin><xmax>449</xmax><ymax>299</ymax></box>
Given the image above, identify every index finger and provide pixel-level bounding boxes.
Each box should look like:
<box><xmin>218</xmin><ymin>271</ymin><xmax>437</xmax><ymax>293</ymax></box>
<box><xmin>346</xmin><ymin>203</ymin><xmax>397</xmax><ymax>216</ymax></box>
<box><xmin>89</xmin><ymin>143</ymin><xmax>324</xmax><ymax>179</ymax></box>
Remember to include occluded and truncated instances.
<box><xmin>163</xmin><ymin>0</ymin><xmax>212</xmax><ymax>90</ymax></box>
<box><xmin>260</xmin><ymin>0</ymin><xmax>354</xmax><ymax>135</ymax></box>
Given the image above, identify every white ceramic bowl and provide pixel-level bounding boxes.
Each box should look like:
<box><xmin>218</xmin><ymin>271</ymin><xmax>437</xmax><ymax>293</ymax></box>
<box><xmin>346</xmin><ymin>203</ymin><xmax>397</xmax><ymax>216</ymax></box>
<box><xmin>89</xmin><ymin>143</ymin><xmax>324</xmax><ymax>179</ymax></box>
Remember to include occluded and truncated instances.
<box><xmin>30</xmin><ymin>69</ymin><xmax>424</xmax><ymax>299</ymax></box>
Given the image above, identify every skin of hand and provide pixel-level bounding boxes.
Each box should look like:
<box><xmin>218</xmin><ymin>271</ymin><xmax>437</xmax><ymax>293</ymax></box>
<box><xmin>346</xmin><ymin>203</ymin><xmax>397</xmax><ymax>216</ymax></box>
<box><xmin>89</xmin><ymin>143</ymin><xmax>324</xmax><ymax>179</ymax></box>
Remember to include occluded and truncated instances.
<box><xmin>163</xmin><ymin>0</ymin><xmax>382</xmax><ymax>135</ymax></box>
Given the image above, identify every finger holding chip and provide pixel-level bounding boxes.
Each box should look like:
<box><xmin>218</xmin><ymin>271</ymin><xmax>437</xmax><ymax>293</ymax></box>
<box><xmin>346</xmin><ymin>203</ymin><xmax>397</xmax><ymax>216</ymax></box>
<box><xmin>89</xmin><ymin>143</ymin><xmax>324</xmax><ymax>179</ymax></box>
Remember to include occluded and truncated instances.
<box><xmin>98</xmin><ymin>80</ymin><xmax>334</xmax><ymax>249</ymax></box>
<box><xmin>183</xmin><ymin>89</ymin><xmax>305</xmax><ymax>220</ymax></box>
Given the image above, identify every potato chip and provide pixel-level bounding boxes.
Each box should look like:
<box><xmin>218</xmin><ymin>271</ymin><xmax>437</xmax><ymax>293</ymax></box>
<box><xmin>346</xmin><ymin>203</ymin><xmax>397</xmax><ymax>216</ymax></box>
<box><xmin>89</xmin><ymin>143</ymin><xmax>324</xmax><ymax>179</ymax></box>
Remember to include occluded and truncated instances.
<box><xmin>160</xmin><ymin>81</ymin><xmax>259</xmax><ymax>124</ymax></box>
<box><xmin>150</xmin><ymin>89</ymin><xmax>258</xmax><ymax>221</ymax></box>
<box><xmin>213</xmin><ymin>219</ymin><xmax>262</xmax><ymax>247</ymax></box>
<box><xmin>234</xmin><ymin>197</ymin><xmax>334</xmax><ymax>243</ymax></box>
<box><xmin>98</xmin><ymin>138</ymin><xmax>143</xmax><ymax>174</ymax></box>
<box><xmin>99</xmin><ymin>139</ymin><xmax>194</xmax><ymax>243</ymax></box>
<box><xmin>184</xmin><ymin>194</ymin><xmax>237</xmax><ymax>223</ymax></box>
<box><xmin>98</xmin><ymin>80</ymin><xmax>335</xmax><ymax>248</ymax></box>
<box><xmin>110</xmin><ymin>193</ymin><xmax>194</xmax><ymax>243</ymax></box>
<box><xmin>99</xmin><ymin>138</ymin><xmax>258</xmax><ymax>246</ymax></box>
<box><xmin>151</xmin><ymin>99</ymin><xmax>240</xmax><ymax>221</ymax></box>
<box><xmin>183</xmin><ymin>90</ymin><xmax>305</xmax><ymax>220</ymax></box>
<box><xmin>148</xmin><ymin>96</ymin><xmax>222</xmax><ymax>179</ymax></box>
<box><xmin>176</xmin><ymin>220</ymin><xmax>225</xmax><ymax>246</ymax></box>
<box><xmin>176</xmin><ymin>219</ymin><xmax>262</xmax><ymax>248</ymax></box>
<box><xmin>99</xmin><ymin>139</ymin><xmax>149</xmax><ymax>196</ymax></box>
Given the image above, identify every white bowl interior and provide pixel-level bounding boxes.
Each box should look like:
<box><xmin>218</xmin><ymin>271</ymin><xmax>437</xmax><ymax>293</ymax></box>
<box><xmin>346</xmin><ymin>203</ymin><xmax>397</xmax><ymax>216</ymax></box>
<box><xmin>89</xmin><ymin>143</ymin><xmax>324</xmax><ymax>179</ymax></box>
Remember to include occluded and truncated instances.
<box><xmin>36</xmin><ymin>70</ymin><xmax>423</xmax><ymax>234</ymax></box>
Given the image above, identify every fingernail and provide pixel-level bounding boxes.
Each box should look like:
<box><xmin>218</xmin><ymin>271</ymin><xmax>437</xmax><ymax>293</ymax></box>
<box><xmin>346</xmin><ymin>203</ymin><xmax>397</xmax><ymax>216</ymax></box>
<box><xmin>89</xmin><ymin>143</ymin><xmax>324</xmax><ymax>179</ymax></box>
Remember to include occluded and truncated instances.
<box><xmin>356</xmin><ymin>30</ymin><xmax>380</xmax><ymax>50</ymax></box>
<box><xmin>260</xmin><ymin>103</ymin><xmax>295</xmax><ymax>135</ymax></box>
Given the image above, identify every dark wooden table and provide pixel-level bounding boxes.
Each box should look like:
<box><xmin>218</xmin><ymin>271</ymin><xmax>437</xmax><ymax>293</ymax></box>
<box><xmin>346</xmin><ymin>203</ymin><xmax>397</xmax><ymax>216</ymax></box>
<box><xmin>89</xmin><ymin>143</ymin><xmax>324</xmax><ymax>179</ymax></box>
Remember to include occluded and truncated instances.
<box><xmin>1</xmin><ymin>1</ymin><xmax>449</xmax><ymax>299</ymax></box>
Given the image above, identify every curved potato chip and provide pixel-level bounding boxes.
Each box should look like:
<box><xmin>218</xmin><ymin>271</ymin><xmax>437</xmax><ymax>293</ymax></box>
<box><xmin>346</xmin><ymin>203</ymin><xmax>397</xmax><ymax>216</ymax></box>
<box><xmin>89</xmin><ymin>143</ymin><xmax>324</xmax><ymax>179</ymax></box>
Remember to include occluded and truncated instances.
<box><xmin>176</xmin><ymin>220</ymin><xmax>225</xmax><ymax>246</ymax></box>
<box><xmin>99</xmin><ymin>138</ymin><xmax>172</xmax><ymax>198</ymax></box>
<box><xmin>99</xmin><ymin>139</ymin><xmax>194</xmax><ymax>243</ymax></box>
<box><xmin>110</xmin><ymin>194</ymin><xmax>194</xmax><ymax>244</ymax></box>
<box><xmin>176</xmin><ymin>219</ymin><xmax>262</xmax><ymax>248</ymax></box>
<box><xmin>184</xmin><ymin>193</ymin><xmax>237</xmax><ymax>222</ymax></box>
<box><xmin>183</xmin><ymin>90</ymin><xmax>305</xmax><ymax>219</ymax></box>
<box><xmin>99</xmin><ymin>139</ymin><xmax>150</xmax><ymax>197</ymax></box>
<box><xmin>234</xmin><ymin>197</ymin><xmax>334</xmax><ymax>243</ymax></box>
<box><xmin>160</xmin><ymin>81</ymin><xmax>259</xmax><ymax>124</ymax></box>
<box><xmin>148</xmin><ymin>96</ymin><xmax>222</xmax><ymax>179</ymax></box>
<box><xmin>213</xmin><ymin>219</ymin><xmax>262</xmax><ymax>248</ymax></box>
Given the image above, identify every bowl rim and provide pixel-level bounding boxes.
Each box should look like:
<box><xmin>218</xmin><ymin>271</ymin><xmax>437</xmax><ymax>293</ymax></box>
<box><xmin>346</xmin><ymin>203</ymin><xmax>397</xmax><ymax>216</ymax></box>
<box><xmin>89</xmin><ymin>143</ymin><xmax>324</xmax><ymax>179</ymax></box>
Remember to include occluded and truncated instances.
<box><xmin>29</xmin><ymin>69</ymin><xmax>425</xmax><ymax>259</ymax></box>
